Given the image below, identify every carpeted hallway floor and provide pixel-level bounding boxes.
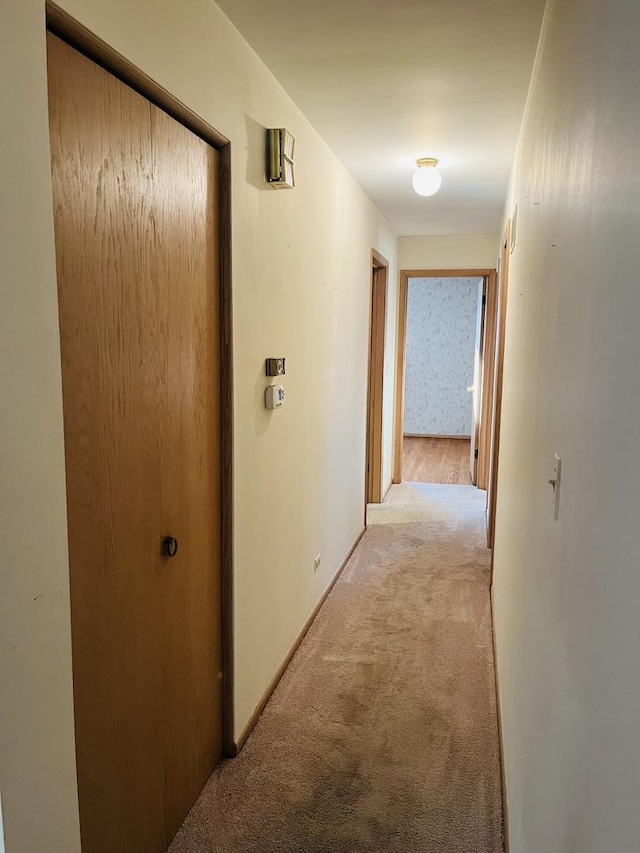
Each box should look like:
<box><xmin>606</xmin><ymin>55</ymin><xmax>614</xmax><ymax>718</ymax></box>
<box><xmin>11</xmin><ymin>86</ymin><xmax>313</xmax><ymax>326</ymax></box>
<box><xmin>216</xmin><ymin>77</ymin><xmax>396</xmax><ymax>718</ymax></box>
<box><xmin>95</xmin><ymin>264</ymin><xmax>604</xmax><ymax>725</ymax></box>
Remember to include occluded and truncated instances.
<box><xmin>169</xmin><ymin>483</ymin><xmax>504</xmax><ymax>853</ymax></box>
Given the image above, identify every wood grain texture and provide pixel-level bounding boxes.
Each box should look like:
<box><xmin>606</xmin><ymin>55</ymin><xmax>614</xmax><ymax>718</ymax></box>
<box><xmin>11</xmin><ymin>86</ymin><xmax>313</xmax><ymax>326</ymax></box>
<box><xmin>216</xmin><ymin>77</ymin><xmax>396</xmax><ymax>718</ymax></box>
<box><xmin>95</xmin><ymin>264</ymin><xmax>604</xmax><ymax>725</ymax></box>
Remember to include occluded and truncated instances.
<box><xmin>48</xmin><ymin>34</ymin><xmax>222</xmax><ymax>853</ymax></box>
<box><xmin>49</xmin><ymin>35</ymin><xmax>165</xmax><ymax>852</ymax></box>
<box><xmin>402</xmin><ymin>437</ymin><xmax>472</xmax><ymax>485</ymax></box>
<box><xmin>46</xmin><ymin>1</ymin><xmax>229</xmax><ymax>148</ymax></box>
<box><xmin>218</xmin><ymin>143</ymin><xmax>235</xmax><ymax>757</ymax></box>
<box><xmin>477</xmin><ymin>270</ymin><xmax>498</xmax><ymax>491</ymax></box>
<box><xmin>487</xmin><ymin>227</ymin><xmax>511</xmax><ymax>551</ymax></box>
<box><xmin>393</xmin><ymin>274</ymin><xmax>409</xmax><ymax>484</ymax></box>
<box><xmin>149</xmin><ymin>104</ymin><xmax>222</xmax><ymax>841</ymax></box>
<box><xmin>45</xmin><ymin>0</ymin><xmax>235</xmax><ymax>759</ymax></box>
<box><xmin>400</xmin><ymin>268</ymin><xmax>494</xmax><ymax>279</ymax></box>
<box><xmin>366</xmin><ymin>253</ymin><xmax>388</xmax><ymax>504</ymax></box>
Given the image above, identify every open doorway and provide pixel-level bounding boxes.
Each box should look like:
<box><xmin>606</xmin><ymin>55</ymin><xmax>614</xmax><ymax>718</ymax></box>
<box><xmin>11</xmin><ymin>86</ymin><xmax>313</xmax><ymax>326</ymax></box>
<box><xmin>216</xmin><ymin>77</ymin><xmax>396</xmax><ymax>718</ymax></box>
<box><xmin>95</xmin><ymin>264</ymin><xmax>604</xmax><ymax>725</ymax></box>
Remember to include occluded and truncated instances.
<box><xmin>394</xmin><ymin>268</ymin><xmax>496</xmax><ymax>490</ymax></box>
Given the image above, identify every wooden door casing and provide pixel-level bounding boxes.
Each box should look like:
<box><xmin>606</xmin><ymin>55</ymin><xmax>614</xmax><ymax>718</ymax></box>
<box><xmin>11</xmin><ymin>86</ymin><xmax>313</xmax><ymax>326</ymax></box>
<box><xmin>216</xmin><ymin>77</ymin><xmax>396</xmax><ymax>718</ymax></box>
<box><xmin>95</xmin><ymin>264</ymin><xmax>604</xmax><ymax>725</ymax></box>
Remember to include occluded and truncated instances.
<box><xmin>366</xmin><ymin>254</ymin><xmax>388</xmax><ymax>505</ymax></box>
<box><xmin>487</xmin><ymin>226</ymin><xmax>511</xmax><ymax>550</ymax></box>
<box><xmin>469</xmin><ymin>279</ymin><xmax>486</xmax><ymax>485</ymax></box>
<box><xmin>48</xmin><ymin>33</ymin><xmax>222</xmax><ymax>853</ymax></box>
<box><xmin>477</xmin><ymin>270</ymin><xmax>498</xmax><ymax>492</ymax></box>
<box><xmin>393</xmin><ymin>269</ymin><xmax>496</xmax><ymax>489</ymax></box>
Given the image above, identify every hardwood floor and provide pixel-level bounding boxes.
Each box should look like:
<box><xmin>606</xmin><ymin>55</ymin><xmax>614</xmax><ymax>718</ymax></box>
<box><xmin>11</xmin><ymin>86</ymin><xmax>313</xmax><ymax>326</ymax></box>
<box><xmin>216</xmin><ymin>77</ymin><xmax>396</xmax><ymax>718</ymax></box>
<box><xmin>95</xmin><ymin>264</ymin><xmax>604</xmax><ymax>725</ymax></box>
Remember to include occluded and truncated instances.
<box><xmin>402</xmin><ymin>436</ymin><xmax>472</xmax><ymax>485</ymax></box>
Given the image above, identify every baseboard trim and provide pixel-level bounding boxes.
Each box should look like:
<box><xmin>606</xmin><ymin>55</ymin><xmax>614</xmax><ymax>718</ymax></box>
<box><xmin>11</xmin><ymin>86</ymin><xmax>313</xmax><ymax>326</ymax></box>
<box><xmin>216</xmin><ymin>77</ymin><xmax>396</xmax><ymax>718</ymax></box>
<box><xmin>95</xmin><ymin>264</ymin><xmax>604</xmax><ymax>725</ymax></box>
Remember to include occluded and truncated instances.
<box><xmin>230</xmin><ymin>526</ymin><xmax>366</xmax><ymax>756</ymax></box>
<box><xmin>490</xmin><ymin>587</ymin><xmax>510</xmax><ymax>853</ymax></box>
<box><xmin>403</xmin><ymin>433</ymin><xmax>471</xmax><ymax>440</ymax></box>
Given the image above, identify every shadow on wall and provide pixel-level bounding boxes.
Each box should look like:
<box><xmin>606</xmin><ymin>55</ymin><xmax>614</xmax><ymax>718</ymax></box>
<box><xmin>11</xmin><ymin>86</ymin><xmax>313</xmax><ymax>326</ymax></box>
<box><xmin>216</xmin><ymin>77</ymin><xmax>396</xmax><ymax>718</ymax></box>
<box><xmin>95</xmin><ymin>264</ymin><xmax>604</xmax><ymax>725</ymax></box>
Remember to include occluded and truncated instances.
<box><xmin>255</xmin><ymin>362</ymin><xmax>275</xmax><ymax>435</ymax></box>
<box><xmin>244</xmin><ymin>114</ymin><xmax>271</xmax><ymax>190</ymax></box>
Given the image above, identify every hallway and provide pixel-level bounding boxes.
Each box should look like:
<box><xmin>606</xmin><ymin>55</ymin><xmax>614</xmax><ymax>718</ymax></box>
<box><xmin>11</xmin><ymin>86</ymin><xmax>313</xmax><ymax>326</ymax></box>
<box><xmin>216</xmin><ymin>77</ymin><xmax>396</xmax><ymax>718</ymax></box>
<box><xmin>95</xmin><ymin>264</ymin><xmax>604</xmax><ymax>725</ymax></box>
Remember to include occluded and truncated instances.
<box><xmin>170</xmin><ymin>484</ymin><xmax>503</xmax><ymax>852</ymax></box>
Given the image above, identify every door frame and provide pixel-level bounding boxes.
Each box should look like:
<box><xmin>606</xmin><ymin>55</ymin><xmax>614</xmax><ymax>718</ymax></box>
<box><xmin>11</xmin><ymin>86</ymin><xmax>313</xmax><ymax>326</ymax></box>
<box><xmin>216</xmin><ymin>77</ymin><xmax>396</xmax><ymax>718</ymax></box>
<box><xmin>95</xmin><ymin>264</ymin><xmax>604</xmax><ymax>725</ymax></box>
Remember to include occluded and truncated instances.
<box><xmin>470</xmin><ymin>277</ymin><xmax>487</xmax><ymax>485</ymax></box>
<box><xmin>393</xmin><ymin>268</ymin><xmax>496</xmax><ymax>490</ymax></box>
<box><xmin>478</xmin><ymin>269</ymin><xmax>499</xmax><ymax>491</ymax></box>
<box><xmin>487</xmin><ymin>223</ymin><xmax>511</xmax><ymax>552</ymax></box>
<box><xmin>365</xmin><ymin>249</ymin><xmax>389</xmax><ymax>508</ymax></box>
<box><xmin>46</xmin><ymin>1</ymin><xmax>235</xmax><ymax>756</ymax></box>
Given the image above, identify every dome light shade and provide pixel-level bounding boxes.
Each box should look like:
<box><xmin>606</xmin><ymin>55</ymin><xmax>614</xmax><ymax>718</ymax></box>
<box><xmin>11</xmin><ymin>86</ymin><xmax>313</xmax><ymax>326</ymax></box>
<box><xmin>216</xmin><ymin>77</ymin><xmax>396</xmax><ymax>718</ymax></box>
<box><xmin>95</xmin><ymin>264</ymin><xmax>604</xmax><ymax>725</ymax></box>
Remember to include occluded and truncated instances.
<box><xmin>412</xmin><ymin>157</ymin><xmax>442</xmax><ymax>196</ymax></box>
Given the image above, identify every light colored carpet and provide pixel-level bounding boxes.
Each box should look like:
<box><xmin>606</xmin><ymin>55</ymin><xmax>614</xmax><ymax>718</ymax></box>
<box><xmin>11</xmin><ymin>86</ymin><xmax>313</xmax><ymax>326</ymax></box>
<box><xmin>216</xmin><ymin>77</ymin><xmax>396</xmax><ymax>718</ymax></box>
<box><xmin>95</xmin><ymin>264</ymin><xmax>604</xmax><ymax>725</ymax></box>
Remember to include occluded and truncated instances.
<box><xmin>169</xmin><ymin>483</ymin><xmax>504</xmax><ymax>853</ymax></box>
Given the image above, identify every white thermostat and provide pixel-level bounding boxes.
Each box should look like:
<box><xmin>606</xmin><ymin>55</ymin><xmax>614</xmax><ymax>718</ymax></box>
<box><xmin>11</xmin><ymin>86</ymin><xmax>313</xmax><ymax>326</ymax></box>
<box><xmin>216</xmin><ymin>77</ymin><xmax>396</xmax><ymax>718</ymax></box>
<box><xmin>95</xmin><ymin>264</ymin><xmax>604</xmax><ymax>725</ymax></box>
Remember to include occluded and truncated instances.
<box><xmin>265</xmin><ymin>384</ymin><xmax>285</xmax><ymax>410</ymax></box>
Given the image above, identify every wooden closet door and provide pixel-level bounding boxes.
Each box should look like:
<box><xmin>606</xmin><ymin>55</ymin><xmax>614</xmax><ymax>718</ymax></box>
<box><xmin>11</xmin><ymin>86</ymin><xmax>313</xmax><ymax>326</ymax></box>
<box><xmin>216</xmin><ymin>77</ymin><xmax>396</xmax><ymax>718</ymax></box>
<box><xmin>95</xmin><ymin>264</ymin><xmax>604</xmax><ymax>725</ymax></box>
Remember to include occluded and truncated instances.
<box><xmin>47</xmin><ymin>33</ymin><xmax>222</xmax><ymax>853</ymax></box>
<box><xmin>150</xmin><ymin>105</ymin><xmax>223</xmax><ymax>839</ymax></box>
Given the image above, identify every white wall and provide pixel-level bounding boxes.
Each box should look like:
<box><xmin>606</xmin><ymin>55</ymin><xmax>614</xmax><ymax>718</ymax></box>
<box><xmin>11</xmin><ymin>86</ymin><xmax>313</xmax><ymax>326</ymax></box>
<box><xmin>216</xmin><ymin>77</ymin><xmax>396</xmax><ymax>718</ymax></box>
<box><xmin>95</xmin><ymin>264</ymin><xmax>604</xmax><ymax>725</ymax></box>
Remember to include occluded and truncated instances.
<box><xmin>0</xmin><ymin>2</ymin><xmax>81</xmax><ymax>851</ymax></box>
<box><xmin>0</xmin><ymin>1</ymin><xmax>397</xmax><ymax>850</ymax></box>
<box><xmin>404</xmin><ymin>278</ymin><xmax>480</xmax><ymax>436</ymax></box>
<box><xmin>492</xmin><ymin>1</ymin><xmax>640</xmax><ymax>851</ymax></box>
<box><xmin>399</xmin><ymin>234</ymin><xmax>498</xmax><ymax>271</ymax></box>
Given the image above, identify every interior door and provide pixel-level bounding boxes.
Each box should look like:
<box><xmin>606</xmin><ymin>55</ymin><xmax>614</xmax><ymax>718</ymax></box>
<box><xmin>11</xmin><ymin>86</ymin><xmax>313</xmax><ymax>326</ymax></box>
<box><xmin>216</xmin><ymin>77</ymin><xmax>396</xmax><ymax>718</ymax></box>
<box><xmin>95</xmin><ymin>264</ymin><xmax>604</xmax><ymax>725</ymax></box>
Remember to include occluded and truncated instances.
<box><xmin>477</xmin><ymin>270</ymin><xmax>498</xmax><ymax>492</ymax></box>
<box><xmin>47</xmin><ymin>33</ymin><xmax>222</xmax><ymax>853</ymax></box>
<box><xmin>469</xmin><ymin>279</ymin><xmax>486</xmax><ymax>484</ymax></box>
<box><xmin>487</xmin><ymin>227</ymin><xmax>511</xmax><ymax>548</ymax></box>
<box><xmin>366</xmin><ymin>260</ymin><xmax>387</xmax><ymax>504</ymax></box>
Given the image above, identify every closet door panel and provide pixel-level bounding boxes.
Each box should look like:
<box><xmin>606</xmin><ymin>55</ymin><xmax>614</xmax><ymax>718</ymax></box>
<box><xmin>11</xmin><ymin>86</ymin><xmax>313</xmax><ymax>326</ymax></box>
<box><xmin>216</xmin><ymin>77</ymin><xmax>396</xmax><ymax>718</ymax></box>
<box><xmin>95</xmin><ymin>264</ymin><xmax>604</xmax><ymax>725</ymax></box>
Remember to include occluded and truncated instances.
<box><xmin>48</xmin><ymin>33</ymin><xmax>167</xmax><ymax>853</ymax></box>
<box><xmin>150</xmin><ymin>104</ymin><xmax>223</xmax><ymax>839</ymax></box>
<box><xmin>48</xmin><ymin>32</ymin><xmax>223</xmax><ymax>853</ymax></box>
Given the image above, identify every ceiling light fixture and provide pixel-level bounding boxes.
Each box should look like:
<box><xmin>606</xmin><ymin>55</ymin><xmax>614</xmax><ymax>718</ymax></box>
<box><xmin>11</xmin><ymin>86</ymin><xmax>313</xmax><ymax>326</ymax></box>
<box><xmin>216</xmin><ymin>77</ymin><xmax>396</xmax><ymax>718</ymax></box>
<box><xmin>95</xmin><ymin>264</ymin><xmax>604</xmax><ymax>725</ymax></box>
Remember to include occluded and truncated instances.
<box><xmin>412</xmin><ymin>157</ymin><xmax>442</xmax><ymax>197</ymax></box>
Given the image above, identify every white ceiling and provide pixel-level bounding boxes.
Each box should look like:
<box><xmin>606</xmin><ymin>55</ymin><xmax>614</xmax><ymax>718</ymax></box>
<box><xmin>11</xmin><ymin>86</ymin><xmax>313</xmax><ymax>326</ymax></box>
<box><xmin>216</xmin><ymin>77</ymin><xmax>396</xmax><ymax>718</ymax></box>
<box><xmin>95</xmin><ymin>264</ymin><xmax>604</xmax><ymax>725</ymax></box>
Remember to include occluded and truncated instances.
<box><xmin>215</xmin><ymin>0</ymin><xmax>546</xmax><ymax>236</ymax></box>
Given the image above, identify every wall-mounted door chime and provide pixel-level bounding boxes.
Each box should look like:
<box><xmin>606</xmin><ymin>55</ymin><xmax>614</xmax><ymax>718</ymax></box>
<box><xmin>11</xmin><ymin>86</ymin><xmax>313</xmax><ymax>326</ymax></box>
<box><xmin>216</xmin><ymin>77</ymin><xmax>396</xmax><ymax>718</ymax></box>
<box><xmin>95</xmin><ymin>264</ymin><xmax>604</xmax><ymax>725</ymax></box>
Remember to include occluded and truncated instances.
<box><xmin>265</xmin><ymin>357</ymin><xmax>286</xmax><ymax>376</ymax></box>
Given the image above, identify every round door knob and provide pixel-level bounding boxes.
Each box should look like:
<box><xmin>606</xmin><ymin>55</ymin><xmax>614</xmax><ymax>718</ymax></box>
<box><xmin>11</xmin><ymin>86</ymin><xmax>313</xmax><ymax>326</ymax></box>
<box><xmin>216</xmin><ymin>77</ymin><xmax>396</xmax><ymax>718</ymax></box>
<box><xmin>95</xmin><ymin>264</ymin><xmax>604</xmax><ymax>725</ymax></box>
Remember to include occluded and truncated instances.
<box><xmin>162</xmin><ymin>536</ymin><xmax>178</xmax><ymax>558</ymax></box>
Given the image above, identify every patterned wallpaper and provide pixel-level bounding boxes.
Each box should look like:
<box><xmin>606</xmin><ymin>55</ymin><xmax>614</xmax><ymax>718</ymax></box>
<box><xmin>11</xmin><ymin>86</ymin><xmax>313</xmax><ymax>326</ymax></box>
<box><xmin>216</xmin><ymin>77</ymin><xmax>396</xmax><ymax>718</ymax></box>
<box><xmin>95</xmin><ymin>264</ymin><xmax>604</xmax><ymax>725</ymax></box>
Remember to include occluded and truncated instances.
<box><xmin>404</xmin><ymin>277</ymin><xmax>482</xmax><ymax>436</ymax></box>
